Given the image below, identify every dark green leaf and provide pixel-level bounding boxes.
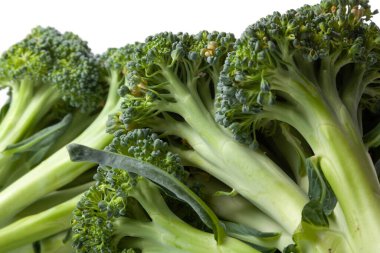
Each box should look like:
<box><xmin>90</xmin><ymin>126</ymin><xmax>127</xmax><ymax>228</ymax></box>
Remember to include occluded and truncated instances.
<box><xmin>223</xmin><ymin>221</ymin><xmax>280</xmax><ymax>239</ymax></box>
<box><xmin>364</xmin><ymin>122</ymin><xmax>380</xmax><ymax>148</ymax></box>
<box><xmin>0</xmin><ymin>114</ymin><xmax>73</xmax><ymax>187</ymax></box>
<box><xmin>301</xmin><ymin>200</ymin><xmax>329</xmax><ymax>227</ymax></box>
<box><xmin>4</xmin><ymin>114</ymin><xmax>72</xmax><ymax>155</ymax></box>
<box><xmin>375</xmin><ymin>159</ymin><xmax>380</xmax><ymax>181</ymax></box>
<box><xmin>67</xmin><ymin>143</ymin><xmax>226</xmax><ymax>244</ymax></box>
<box><xmin>222</xmin><ymin>221</ymin><xmax>280</xmax><ymax>252</ymax></box>
<box><xmin>0</xmin><ymin>99</ymin><xmax>10</xmax><ymax>124</ymax></box>
<box><xmin>283</xmin><ymin>244</ymin><xmax>299</xmax><ymax>253</ymax></box>
<box><xmin>302</xmin><ymin>157</ymin><xmax>337</xmax><ymax>227</ymax></box>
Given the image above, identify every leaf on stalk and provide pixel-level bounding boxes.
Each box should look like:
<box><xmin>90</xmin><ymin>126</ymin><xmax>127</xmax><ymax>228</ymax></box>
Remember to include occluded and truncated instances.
<box><xmin>301</xmin><ymin>156</ymin><xmax>337</xmax><ymax>227</ymax></box>
<box><xmin>67</xmin><ymin>143</ymin><xmax>226</xmax><ymax>243</ymax></box>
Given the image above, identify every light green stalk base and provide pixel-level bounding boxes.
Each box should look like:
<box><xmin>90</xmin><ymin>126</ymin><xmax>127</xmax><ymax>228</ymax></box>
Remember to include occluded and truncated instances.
<box><xmin>0</xmin><ymin>195</ymin><xmax>80</xmax><ymax>251</ymax></box>
<box><xmin>0</xmin><ymin>81</ymin><xmax>59</xmax><ymax>151</ymax></box>
<box><xmin>121</xmin><ymin>179</ymin><xmax>259</xmax><ymax>253</ymax></box>
<box><xmin>316</xmin><ymin>124</ymin><xmax>380</xmax><ymax>252</ymax></box>
<box><xmin>0</xmin><ymin>72</ymin><xmax>121</xmax><ymax>225</ymax></box>
<box><xmin>159</xmin><ymin>69</ymin><xmax>308</xmax><ymax>235</ymax></box>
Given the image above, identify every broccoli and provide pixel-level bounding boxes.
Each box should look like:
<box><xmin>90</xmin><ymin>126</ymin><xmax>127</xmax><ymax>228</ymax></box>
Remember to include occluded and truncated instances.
<box><xmin>0</xmin><ymin>0</ymin><xmax>379</xmax><ymax>251</ymax></box>
<box><xmin>103</xmin><ymin>30</ymin><xmax>308</xmax><ymax>235</ymax></box>
<box><xmin>0</xmin><ymin>26</ymin><xmax>106</xmax><ymax>188</ymax></box>
<box><xmin>0</xmin><ymin>26</ymin><xmax>103</xmax><ymax>148</ymax></box>
<box><xmin>70</xmin><ymin>128</ymin><xmax>257</xmax><ymax>253</ymax></box>
<box><xmin>0</xmin><ymin>43</ymin><xmax>132</xmax><ymax>226</ymax></box>
<box><xmin>0</xmin><ymin>194</ymin><xmax>82</xmax><ymax>251</ymax></box>
<box><xmin>216</xmin><ymin>0</ymin><xmax>380</xmax><ymax>251</ymax></box>
<box><xmin>69</xmin><ymin>5</ymin><xmax>380</xmax><ymax>251</ymax></box>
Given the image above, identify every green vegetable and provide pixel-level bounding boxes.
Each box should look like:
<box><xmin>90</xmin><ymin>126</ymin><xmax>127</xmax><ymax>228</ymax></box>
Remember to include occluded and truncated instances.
<box><xmin>0</xmin><ymin>0</ymin><xmax>379</xmax><ymax>252</ymax></box>
<box><xmin>0</xmin><ymin>26</ymin><xmax>105</xmax><ymax>188</ymax></box>
<box><xmin>216</xmin><ymin>0</ymin><xmax>380</xmax><ymax>251</ymax></box>
<box><xmin>68</xmin><ymin>128</ymin><xmax>257</xmax><ymax>253</ymax></box>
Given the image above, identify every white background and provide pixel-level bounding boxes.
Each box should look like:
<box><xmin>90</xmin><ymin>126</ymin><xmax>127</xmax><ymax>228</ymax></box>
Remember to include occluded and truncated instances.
<box><xmin>0</xmin><ymin>0</ymin><xmax>379</xmax><ymax>105</ymax></box>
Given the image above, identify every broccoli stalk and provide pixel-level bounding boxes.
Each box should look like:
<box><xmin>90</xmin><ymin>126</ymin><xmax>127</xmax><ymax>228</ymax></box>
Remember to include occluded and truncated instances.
<box><xmin>186</xmin><ymin>170</ymin><xmax>295</xmax><ymax>250</ymax></box>
<box><xmin>0</xmin><ymin>26</ymin><xmax>104</xmax><ymax>151</ymax></box>
<box><xmin>70</xmin><ymin>128</ymin><xmax>258</xmax><ymax>253</ymax></box>
<box><xmin>75</xmin><ymin>177</ymin><xmax>258</xmax><ymax>253</ymax></box>
<box><xmin>0</xmin><ymin>27</ymin><xmax>106</xmax><ymax>189</ymax></box>
<box><xmin>0</xmin><ymin>194</ymin><xmax>81</xmax><ymax>252</ymax></box>
<box><xmin>37</xmin><ymin>230</ymin><xmax>74</xmax><ymax>253</ymax></box>
<box><xmin>216</xmin><ymin>0</ymin><xmax>380</xmax><ymax>250</ymax></box>
<box><xmin>0</xmin><ymin>111</ymin><xmax>96</xmax><ymax>188</ymax></box>
<box><xmin>106</xmin><ymin>31</ymin><xmax>308</xmax><ymax>234</ymax></box>
<box><xmin>0</xmin><ymin>45</ymin><xmax>125</xmax><ymax>225</ymax></box>
<box><xmin>0</xmin><ymin>178</ymin><xmax>93</xmax><ymax>251</ymax></box>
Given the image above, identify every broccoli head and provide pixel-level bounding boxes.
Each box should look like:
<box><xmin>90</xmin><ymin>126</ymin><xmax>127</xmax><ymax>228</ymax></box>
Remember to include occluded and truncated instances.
<box><xmin>215</xmin><ymin>0</ymin><xmax>380</xmax><ymax>251</ymax></box>
<box><xmin>72</xmin><ymin>128</ymin><xmax>257</xmax><ymax>253</ymax></box>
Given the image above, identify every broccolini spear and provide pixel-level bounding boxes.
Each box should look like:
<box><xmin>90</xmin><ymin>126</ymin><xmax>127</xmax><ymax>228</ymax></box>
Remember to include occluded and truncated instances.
<box><xmin>70</xmin><ymin>128</ymin><xmax>257</xmax><ymax>253</ymax></box>
<box><xmin>216</xmin><ymin>0</ymin><xmax>380</xmax><ymax>251</ymax></box>
<box><xmin>105</xmin><ymin>30</ymin><xmax>308</xmax><ymax>234</ymax></box>
<box><xmin>0</xmin><ymin>42</ymin><xmax>134</xmax><ymax>225</ymax></box>
<box><xmin>0</xmin><ymin>26</ymin><xmax>105</xmax><ymax>188</ymax></box>
<box><xmin>0</xmin><ymin>26</ymin><xmax>103</xmax><ymax>149</ymax></box>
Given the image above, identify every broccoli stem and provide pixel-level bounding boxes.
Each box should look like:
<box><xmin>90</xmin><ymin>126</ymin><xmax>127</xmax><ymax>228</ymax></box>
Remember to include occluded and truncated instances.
<box><xmin>0</xmin><ymin>81</ymin><xmax>60</xmax><ymax>151</ymax></box>
<box><xmin>315</xmin><ymin>123</ymin><xmax>380</xmax><ymax>252</ymax></box>
<box><xmin>175</xmin><ymin>154</ymin><xmax>294</xmax><ymax>250</ymax></box>
<box><xmin>0</xmin><ymin>71</ymin><xmax>121</xmax><ymax>225</ymax></box>
<box><xmin>0</xmin><ymin>194</ymin><xmax>81</xmax><ymax>252</ymax></box>
<box><xmin>270</xmin><ymin>67</ymin><xmax>380</xmax><ymax>250</ymax></box>
<box><xmin>118</xmin><ymin>179</ymin><xmax>259</xmax><ymax>253</ymax></box>
<box><xmin>0</xmin><ymin>111</ymin><xmax>96</xmax><ymax>189</ymax></box>
<box><xmin>13</xmin><ymin>182</ymin><xmax>93</xmax><ymax>220</ymax></box>
<box><xmin>157</xmin><ymin>68</ymin><xmax>308</xmax><ymax>234</ymax></box>
<box><xmin>5</xmin><ymin>244</ymin><xmax>35</xmax><ymax>253</ymax></box>
<box><xmin>269</xmin><ymin>66</ymin><xmax>380</xmax><ymax>250</ymax></box>
<box><xmin>0</xmin><ymin>80</ymin><xmax>34</xmax><ymax>149</ymax></box>
<box><xmin>37</xmin><ymin>230</ymin><xmax>73</xmax><ymax>253</ymax></box>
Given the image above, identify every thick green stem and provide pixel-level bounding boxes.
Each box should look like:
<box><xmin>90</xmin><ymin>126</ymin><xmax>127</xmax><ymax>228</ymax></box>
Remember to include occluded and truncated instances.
<box><xmin>0</xmin><ymin>80</ymin><xmax>34</xmax><ymax>150</ymax></box>
<box><xmin>122</xmin><ymin>179</ymin><xmax>259</xmax><ymax>253</ymax></box>
<box><xmin>172</xmin><ymin>153</ymin><xmax>294</xmax><ymax>250</ymax></box>
<box><xmin>287</xmin><ymin>60</ymin><xmax>380</xmax><ymax>251</ymax></box>
<box><xmin>316</xmin><ymin>124</ymin><xmax>380</xmax><ymax>252</ymax></box>
<box><xmin>0</xmin><ymin>72</ymin><xmax>121</xmax><ymax>225</ymax></box>
<box><xmin>271</xmin><ymin>63</ymin><xmax>380</xmax><ymax>250</ymax></box>
<box><xmin>13</xmin><ymin>182</ymin><xmax>93</xmax><ymax>220</ymax></box>
<box><xmin>0</xmin><ymin>194</ymin><xmax>80</xmax><ymax>251</ymax></box>
<box><xmin>0</xmin><ymin>111</ymin><xmax>95</xmax><ymax>189</ymax></box>
<box><xmin>0</xmin><ymin>83</ymin><xmax>59</xmax><ymax>151</ymax></box>
<box><xmin>161</xmin><ymin>68</ymin><xmax>308</xmax><ymax>234</ymax></box>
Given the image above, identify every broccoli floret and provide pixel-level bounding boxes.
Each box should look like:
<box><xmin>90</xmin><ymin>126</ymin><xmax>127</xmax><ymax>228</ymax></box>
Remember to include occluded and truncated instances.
<box><xmin>0</xmin><ymin>26</ymin><xmax>104</xmax><ymax>149</ymax></box>
<box><xmin>0</xmin><ymin>44</ymin><xmax>135</xmax><ymax>226</ymax></box>
<box><xmin>104</xmin><ymin>30</ymin><xmax>308</xmax><ymax>235</ymax></box>
<box><xmin>71</xmin><ymin>128</ymin><xmax>257</xmax><ymax>253</ymax></box>
<box><xmin>0</xmin><ymin>188</ymin><xmax>84</xmax><ymax>251</ymax></box>
<box><xmin>0</xmin><ymin>26</ymin><xmax>107</xmax><ymax>188</ymax></box>
<box><xmin>216</xmin><ymin>0</ymin><xmax>380</xmax><ymax>251</ymax></box>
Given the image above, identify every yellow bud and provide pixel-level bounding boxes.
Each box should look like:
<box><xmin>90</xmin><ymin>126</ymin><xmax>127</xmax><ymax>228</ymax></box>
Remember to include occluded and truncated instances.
<box><xmin>204</xmin><ymin>50</ymin><xmax>214</xmax><ymax>57</ymax></box>
<box><xmin>207</xmin><ymin>41</ymin><xmax>218</xmax><ymax>50</ymax></box>
<box><xmin>131</xmin><ymin>82</ymin><xmax>147</xmax><ymax>97</ymax></box>
<box><xmin>351</xmin><ymin>6</ymin><xmax>363</xmax><ymax>19</ymax></box>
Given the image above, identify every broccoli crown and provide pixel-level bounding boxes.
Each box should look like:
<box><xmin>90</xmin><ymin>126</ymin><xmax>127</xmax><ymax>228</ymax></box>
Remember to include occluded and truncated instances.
<box><xmin>72</xmin><ymin>128</ymin><xmax>187</xmax><ymax>253</ymax></box>
<box><xmin>0</xmin><ymin>26</ymin><xmax>105</xmax><ymax>112</ymax></box>
<box><xmin>113</xmin><ymin>31</ymin><xmax>235</xmax><ymax>131</ymax></box>
<box><xmin>215</xmin><ymin>0</ymin><xmax>380</xmax><ymax>144</ymax></box>
<box><xmin>105</xmin><ymin>128</ymin><xmax>188</xmax><ymax>180</ymax></box>
<box><xmin>98</xmin><ymin>43</ymin><xmax>141</xmax><ymax>77</ymax></box>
